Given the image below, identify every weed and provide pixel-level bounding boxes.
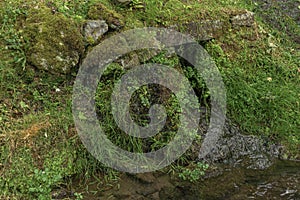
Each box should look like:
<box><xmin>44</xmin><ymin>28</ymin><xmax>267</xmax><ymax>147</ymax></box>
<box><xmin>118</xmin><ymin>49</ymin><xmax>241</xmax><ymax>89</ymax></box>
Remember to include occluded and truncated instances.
<box><xmin>178</xmin><ymin>162</ymin><xmax>209</xmax><ymax>182</ymax></box>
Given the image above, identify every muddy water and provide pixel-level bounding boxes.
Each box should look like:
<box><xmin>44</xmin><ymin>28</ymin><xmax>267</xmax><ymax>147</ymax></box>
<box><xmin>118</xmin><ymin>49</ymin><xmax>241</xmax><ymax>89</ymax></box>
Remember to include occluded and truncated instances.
<box><xmin>199</xmin><ymin>160</ymin><xmax>300</xmax><ymax>200</ymax></box>
<box><xmin>67</xmin><ymin>160</ymin><xmax>299</xmax><ymax>200</ymax></box>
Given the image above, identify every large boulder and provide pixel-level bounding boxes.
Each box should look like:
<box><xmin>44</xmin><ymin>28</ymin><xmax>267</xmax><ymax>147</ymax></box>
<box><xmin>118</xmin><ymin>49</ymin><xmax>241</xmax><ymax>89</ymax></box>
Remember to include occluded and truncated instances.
<box><xmin>24</xmin><ymin>7</ymin><xmax>84</xmax><ymax>74</ymax></box>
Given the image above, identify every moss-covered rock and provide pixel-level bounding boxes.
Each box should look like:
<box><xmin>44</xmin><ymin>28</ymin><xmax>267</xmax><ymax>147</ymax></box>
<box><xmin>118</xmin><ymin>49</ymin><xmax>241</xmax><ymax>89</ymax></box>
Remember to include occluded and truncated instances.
<box><xmin>87</xmin><ymin>3</ymin><xmax>125</xmax><ymax>30</ymax></box>
<box><xmin>175</xmin><ymin>10</ymin><xmax>255</xmax><ymax>41</ymax></box>
<box><xmin>83</xmin><ymin>20</ymin><xmax>109</xmax><ymax>45</ymax></box>
<box><xmin>23</xmin><ymin>7</ymin><xmax>84</xmax><ymax>74</ymax></box>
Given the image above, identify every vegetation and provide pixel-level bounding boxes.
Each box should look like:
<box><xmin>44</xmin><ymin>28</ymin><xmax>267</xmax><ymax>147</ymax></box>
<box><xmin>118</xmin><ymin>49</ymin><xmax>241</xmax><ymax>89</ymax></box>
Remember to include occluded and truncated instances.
<box><xmin>0</xmin><ymin>0</ymin><xmax>299</xmax><ymax>199</ymax></box>
<box><xmin>178</xmin><ymin>162</ymin><xmax>209</xmax><ymax>182</ymax></box>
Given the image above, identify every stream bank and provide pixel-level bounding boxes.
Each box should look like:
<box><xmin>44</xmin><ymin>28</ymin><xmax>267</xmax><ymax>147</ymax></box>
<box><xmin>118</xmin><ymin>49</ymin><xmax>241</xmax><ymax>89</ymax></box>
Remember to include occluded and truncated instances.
<box><xmin>0</xmin><ymin>0</ymin><xmax>299</xmax><ymax>199</ymax></box>
<box><xmin>54</xmin><ymin>160</ymin><xmax>299</xmax><ymax>200</ymax></box>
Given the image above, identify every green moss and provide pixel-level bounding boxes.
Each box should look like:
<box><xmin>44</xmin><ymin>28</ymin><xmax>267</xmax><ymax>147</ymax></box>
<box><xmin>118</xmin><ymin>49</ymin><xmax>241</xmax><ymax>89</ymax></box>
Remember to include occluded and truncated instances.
<box><xmin>88</xmin><ymin>3</ymin><xmax>125</xmax><ymax>29</ymax></box>
<box><xmin>23</xmin><ymin>6</ymin><xmax>84</xmax><ymax>74</ymax></box>
<box><xmin>122</xmin><ymin>12</ymin><xmax>145</xmax><ymax>29</ymax></box>
<box><xmin>117</xmin><ymin>0</ymin><xmax>246</xmax><ymax>27</ymax></box>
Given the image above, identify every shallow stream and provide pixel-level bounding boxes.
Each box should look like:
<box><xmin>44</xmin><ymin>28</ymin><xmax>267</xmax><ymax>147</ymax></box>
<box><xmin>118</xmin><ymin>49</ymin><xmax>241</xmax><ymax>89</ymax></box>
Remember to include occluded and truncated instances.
<box><xmin>63</xmin><ymin>160</ymin><xmax>299</xmax><ymax>200</ymax></box>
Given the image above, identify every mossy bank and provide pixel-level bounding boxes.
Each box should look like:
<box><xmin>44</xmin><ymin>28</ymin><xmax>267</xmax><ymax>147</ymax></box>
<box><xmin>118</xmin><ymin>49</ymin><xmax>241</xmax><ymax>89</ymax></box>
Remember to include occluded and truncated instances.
<box><xmin>0</xmin><ymin>0</ymin><xmax>299</xmax><ymax>199</ymax></box>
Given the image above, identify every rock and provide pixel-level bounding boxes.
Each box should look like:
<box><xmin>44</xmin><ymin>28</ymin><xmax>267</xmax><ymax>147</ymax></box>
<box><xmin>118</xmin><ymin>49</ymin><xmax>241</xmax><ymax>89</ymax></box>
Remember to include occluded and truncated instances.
<box><xmin>119</xmin><ymin>52</ymin><xmax>140</xmax><ymax>69</ymax></box>
<box><xmin>83</xmin><ymin>20</ymin><xmax>108</xmax><ymax>44</ymax></box>
<box><xmin>198</xmin><ymin>120</ymin><xmax>283</xmax><ymax>170</ymax></box>
<box><xmin>231</xmin><ymin>10</ymin><xmax>255</xmax><ymax>27</ymax></box>
<box><xmin>88</xmin><ymin>3</ymin><xmax>124</xmax><ymax>30</ymax></box>
<box><xmin>24</xmin><ymin>7</ymin><xmax>84</xmax><ymax>74</ymax></box>
<box><xmin>118</xmin><ymin>49</ymin><xmax>160</xmax><ymax>69</ymax></box>
<box><xmin>171</xmin><ymin>10</ymin><xmax>255</xmax><ymax>41</ymax></box>
<box><xmin>246</xmin><ymin>154</ymin><xmax>273</xmax><ymax>169</ymax></box>
<box><xmin>183</xmin><ymin>19</ymin><xmax>227</xmax><ymax>41</ymax></box>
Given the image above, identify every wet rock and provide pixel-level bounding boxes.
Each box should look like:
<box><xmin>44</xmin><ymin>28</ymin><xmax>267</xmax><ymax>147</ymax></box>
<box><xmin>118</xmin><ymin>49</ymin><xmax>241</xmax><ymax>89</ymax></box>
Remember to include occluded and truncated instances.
<box><xmin>246</xmin><ymin>154</ymin><xmax>273</xmax><ymax>170</ymax></box>
<box><xmin>230</xmin><ymin>10</ymin><xmax>255</xmax><ymax>27</ymax></box>
<box><xmin>198</xmin><ymin>120</ymin><xmax>283</xmax><ymax>170</ymax></box>
<box><xmin>83</xmin><ymin>20</ymin><xmax>108</xmax><ymax>44</ymax></box>
<box><xmin>24</xmin><ymin>7</ymin><xmax>84</xmax><ymax>74</ymax></box>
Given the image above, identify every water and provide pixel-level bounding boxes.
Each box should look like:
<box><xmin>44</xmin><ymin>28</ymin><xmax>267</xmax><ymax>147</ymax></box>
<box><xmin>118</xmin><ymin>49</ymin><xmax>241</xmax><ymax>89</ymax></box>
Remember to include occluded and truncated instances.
<box><xmin>198</xmin><ymin>160</ymin><xmax>300</xmax><ymax>200</ymax></box>
<box><xmin>65</xmin><ymin>160</ymin><xmax>299</xmax><ymax>200</ymax></box>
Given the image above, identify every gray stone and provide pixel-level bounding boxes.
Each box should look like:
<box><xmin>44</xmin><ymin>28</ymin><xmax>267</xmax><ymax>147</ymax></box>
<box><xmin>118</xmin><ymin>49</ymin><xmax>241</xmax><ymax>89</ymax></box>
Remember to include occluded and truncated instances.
<box><xmin>198</xmin><ymin>120</ymin><xmax>283</xmax><ymax>170</ymax></box>
<box><xmin>247</xmin><ymin>154</ymin><xmax>273</xmax><ymax>169</ymax></box>
<box><xmin>119</xmin><ymin>52</ymin><xmax>140</xmax><ymax>69</ymax></box>
<box><xmin>231</xmin><ymin>11</ymin><xmax>255</xmax><ymax>27</ymax></box>
<box><xmin>183</xmin><ymin>19</ymin><xmax>227</xmax><ymax>41</ymax></box>
<box><xmin>118</xmin><ymin>49</ymin><xmax>160</xmax><ymax>69</ymax></box>
<box><xmin>171</xmin><ymin>10</ymin><xmax>255</xmax><ymax>41</ymax></box>
<box><xmin>83</xmin><ymin>20</ymin><xmax>108</xmax><ymax>42</ymax></box>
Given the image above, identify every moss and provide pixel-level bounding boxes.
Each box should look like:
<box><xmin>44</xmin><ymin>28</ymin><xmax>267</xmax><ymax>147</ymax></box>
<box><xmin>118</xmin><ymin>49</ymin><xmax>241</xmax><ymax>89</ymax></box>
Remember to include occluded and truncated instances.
<box><xmin>88</xmin><ymin>3</ymin><xmax>125</xmax><ymax>29</ymax></box>
<box><xmin>122</xmin><ymin>12</ymin><xmax>145</xmax><ymax>29</ymax></box>
<box><xmin>23</xmin><ymin>6</ymin><xmax>84</xmax><ymax>74</ymax></box>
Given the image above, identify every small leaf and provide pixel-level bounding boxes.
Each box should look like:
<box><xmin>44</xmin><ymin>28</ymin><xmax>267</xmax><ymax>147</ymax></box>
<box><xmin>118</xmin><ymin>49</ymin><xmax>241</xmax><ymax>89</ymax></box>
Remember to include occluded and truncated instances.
<box><xmin>78</xmin><ymin>112</ymin><xmax>87</xmax><ymax>120</ymax></box>
<box><xmin>19</xmin><ymin>101</ymin><xmax>29</xmax><ymax>109</ymax></box>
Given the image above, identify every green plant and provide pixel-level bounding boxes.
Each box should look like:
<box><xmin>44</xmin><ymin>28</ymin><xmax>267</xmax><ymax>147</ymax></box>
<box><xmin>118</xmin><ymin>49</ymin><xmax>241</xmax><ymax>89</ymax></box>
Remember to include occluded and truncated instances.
<box><xmin>0</xmin><ymin>1</ymin><xmax>27</xmax><ymax>70</ymax></box>
<box><xmin>178</xmin><ymin>162</ymin><xmax>209</xmax><ymax>182</ymax></box>
<box><xmin>48</xmin><ymin>0</ymin><xmax>95</xmax><ymax>20</ymax></box>
<box><xmin>205</xmin><ymin>23</ymin><xmax>300</xmax><ymax>153</ymax></box>
<box><xmin>74</xmin><ymin>192</ymin><xmax>84</xmax><ymax>200</ymax></box>
<box><xmin>28</xmin><ymin>168</ymin><xmax>62</xmax><ymax>200</ymax></box>
<box><xmin>129</xmin><ymin>0</ymin><xmax>145</xmax><ymax>10</ymax></box>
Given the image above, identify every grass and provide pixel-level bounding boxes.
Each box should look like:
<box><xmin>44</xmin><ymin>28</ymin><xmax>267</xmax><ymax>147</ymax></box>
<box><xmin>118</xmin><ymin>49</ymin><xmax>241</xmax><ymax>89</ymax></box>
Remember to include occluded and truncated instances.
<box><xmin>0</xmin><ymin>0</ymin><xmax>299</xmax><ymax>199</ymax></box>
<box><xmin>204</xmin><ymin>21</ymin><xmax>300</xmax><ymax>155</ymax></box>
